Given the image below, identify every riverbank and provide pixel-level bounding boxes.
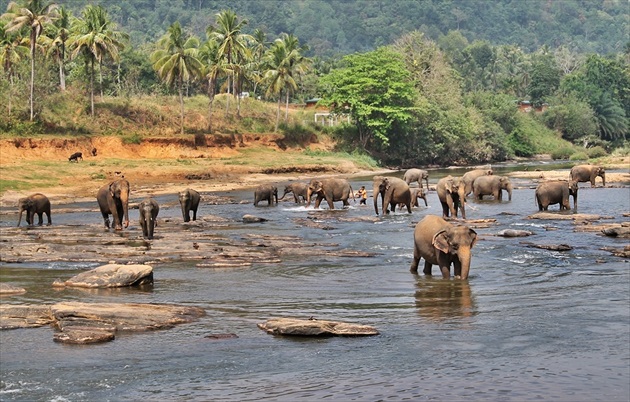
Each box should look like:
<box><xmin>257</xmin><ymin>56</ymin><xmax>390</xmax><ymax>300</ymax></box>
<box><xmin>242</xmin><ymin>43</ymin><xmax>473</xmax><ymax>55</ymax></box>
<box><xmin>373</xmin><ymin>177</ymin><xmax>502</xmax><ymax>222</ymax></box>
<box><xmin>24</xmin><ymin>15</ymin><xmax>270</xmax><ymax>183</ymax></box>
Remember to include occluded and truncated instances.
<box><xmin>0</xmin><ymin>134</ymin><xmax>628</xmax><ymax>207</ymax></box>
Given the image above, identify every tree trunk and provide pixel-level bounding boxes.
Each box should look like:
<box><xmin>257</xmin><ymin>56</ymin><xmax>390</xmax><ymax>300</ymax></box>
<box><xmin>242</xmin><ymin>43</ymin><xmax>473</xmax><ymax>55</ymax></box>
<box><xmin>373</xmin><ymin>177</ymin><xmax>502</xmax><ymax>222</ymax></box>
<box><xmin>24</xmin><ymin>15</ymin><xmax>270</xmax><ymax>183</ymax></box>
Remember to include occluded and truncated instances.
<box><xmin>90</xmin><ymin>58</ymin><xmax>95</xmax><ymax>117</ymax></box>
<box><xmin>99</xmin><ymin>60</ymin><xmax>103</xmax><ymax>98</ymax></box>
<box><xmin>179</xmin><ymin>78</ymin><xmax>184</xmax><ymax>135</ymax></box>
<box><xmin>29</xmin><ymin>33</ymin><xmax>35</xmax><ymax>121</ymax></box>
<box><xmin>207</xmin><ymin>78</ymin><xmax>215</xmax><ymax>133</ymax></box>
<box><xmin>59</xmin><ymin>59</ymin><xmax>66</xmax><ymax>91</ymax></box>
<box><xmin>275</xmin><ymin>94</ymin><xmax>281</xmax><ymax>132</ymax></box>
<box><xmin>285</xmin><ymin>91</ymin><xmax>289</xmax><ymax>121</ymax></box>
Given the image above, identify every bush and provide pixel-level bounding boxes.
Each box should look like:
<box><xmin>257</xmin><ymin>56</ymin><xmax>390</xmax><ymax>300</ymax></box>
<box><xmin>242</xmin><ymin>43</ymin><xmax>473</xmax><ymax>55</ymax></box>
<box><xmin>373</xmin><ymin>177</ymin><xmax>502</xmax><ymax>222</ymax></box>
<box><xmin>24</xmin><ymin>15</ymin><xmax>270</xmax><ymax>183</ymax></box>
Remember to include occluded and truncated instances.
<box><xmin>551</xmin><ymin>146</ymin><xmax>575</xmax><ymax>160</ymax></box>
<box><xmin>121</xmin><ymin>132</ymin><xmax>142</xmax><ymax>144</ymax></box>
<box><xmin>586</xmin><ymin>146</ymin><xmax>608</xmax><ymax>158</ymax></box>
<box><xmin>569</xmin><ymin>152</ymin><xmax>588</xmax><ymax>161</ymax></box>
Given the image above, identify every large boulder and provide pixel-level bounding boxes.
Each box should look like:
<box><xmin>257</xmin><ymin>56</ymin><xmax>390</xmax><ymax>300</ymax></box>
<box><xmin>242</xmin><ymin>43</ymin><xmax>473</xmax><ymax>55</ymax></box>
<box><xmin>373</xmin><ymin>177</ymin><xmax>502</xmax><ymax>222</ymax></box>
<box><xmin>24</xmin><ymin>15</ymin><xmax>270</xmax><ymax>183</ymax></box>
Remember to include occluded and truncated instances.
<box><xmin>53</xmin><ymin>264</ymin><xmax>153</xmax><ymax>288</ymax></box>
<box><xmin>258</xmin><ymin>317</ymin><xmax>379</xmax><ymax>337</ymax></box>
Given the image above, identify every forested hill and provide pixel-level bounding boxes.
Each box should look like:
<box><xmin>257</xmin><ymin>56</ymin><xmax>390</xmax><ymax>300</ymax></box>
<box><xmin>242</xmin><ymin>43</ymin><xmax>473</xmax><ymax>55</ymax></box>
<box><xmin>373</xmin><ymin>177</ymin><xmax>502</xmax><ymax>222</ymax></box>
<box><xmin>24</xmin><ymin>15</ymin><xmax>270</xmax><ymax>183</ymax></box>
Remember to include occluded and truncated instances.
<box><xmin>20</xmin><ymin>0</ymin><xmax>629</xmax><ymax>56</ymax></box>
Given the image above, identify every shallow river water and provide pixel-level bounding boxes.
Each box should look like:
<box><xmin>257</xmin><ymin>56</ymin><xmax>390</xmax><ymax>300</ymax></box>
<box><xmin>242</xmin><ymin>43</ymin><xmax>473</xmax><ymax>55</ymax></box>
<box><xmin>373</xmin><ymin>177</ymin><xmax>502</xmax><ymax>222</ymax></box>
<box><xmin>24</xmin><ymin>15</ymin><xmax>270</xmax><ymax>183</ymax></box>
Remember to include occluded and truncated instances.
<box><xmin>1</xmin><ymin>163</ymin><xmax>629</xmax><ymax>401</ymax></box>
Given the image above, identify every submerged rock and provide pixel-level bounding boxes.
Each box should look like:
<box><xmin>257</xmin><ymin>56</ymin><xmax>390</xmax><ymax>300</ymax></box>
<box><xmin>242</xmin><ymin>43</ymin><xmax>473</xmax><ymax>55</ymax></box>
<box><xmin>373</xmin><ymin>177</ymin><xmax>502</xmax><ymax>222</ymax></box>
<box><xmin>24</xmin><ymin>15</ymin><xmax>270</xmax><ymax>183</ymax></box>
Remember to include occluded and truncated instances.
<box><xmin>496</xmin><ymin>229</ymin><xmax>534</xmax><ymax>237</ymax></box>
<box><xmin>601</xmin><ymin>227</ymin><xmax>630</xmax><ymax>238</ymax></box>
<box><xmin>258</xmin><ymin>317</ymin><xmax>379</xmax><ymax>337</ymax></box>
<box><xmin>0</xmin><ymin>283</ymin><xmax>26</xmax><ymax>295</ymax></box>
<box><xmin>1</xmin><ymin>302</ymin><xmax>206</xmax><ymax>344</ymax></box>
<box><xmin>53</xmin><ymin>264</ymin><xmax>153</xmax><ymax>288</ymax></box>
<box><xmin>242</xmin><ymin>214</ymin><xmax>268</xmax><ymax>223</ymax></box>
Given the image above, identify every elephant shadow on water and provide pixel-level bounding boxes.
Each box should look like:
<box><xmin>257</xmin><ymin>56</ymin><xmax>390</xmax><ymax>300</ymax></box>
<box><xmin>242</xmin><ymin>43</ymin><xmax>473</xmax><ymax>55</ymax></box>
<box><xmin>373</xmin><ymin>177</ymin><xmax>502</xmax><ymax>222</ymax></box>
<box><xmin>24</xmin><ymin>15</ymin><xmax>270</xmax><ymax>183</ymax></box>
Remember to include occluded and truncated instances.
<box><xmin>414</xmin><ymin>278</ymin><xmax>477</xmax><ymax>322</ymax></box>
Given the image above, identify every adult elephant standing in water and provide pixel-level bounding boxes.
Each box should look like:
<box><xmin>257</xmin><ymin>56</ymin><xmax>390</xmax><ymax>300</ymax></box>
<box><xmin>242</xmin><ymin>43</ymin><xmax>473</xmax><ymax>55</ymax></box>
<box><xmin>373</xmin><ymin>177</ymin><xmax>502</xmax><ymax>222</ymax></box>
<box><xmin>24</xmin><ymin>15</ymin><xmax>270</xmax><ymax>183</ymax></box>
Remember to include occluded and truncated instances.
<box><xmin>139</xmin><ymin>198</ymin><xmax>159</xmax><ymax>240</ymax></box>
<box><xmin>17</xmin><ymin>193</ymin><xmax>52</xmax><ymax>226</ymax></box>
<box><xmin>179</xmin><ymin>188</ymin><xmax>200</xmax><ymax>222</ymax></box>
<box><xmin>569</xmin><ymin>165</ymin><xmax>606</xmax><ymax>187</ymax></box>
<box><xmin>373</xmin><ymin>176</ymin><xmax>412</xmax><ymax>215</ymax></box>
<box><xmin>472</xmin><ymin>175</ymin><xmax>513</xmax><ymax>201</ymax></box>
<box><xmin>306</xmin><ymin>178</ymin><xmax>354</xmax><ymax>209</ymax></box>
<box><xmin>535</xmin><ymin>180</ymin><xmax>578</xmax><ymax>211</ymax></box>
<box><xmin>410</xmin><ymin>215</ymin><xmax>478</xmax><ymax>279</ymax></box>
<box><xmin>436</xmin><ymin>176</ymin><xmax>466</xmax><ymax>219</ymax></box>
<box><xmin>402</xmin><ymin>168</ymin><xmax>429</xmax><ymax>190</ymax></box>
<box><xmin>96</xmin><ymin>179</ymin><xmax>130</xmax><ymax>230</ymax></box>
<box><xmin>462</xmin><ymin>168</ymin><xmax>493</xmax><ymax>196</ymax></box>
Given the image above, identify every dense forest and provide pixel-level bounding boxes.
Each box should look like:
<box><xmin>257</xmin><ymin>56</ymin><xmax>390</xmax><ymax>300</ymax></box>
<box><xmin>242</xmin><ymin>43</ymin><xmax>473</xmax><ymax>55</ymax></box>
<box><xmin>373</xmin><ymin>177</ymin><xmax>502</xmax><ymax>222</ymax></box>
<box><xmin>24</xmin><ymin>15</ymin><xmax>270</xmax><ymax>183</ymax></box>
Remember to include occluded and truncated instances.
<box><xmin>0</xmin><ymin>0</ymin><xmax>628</xmax><ymax>166</ymax></box>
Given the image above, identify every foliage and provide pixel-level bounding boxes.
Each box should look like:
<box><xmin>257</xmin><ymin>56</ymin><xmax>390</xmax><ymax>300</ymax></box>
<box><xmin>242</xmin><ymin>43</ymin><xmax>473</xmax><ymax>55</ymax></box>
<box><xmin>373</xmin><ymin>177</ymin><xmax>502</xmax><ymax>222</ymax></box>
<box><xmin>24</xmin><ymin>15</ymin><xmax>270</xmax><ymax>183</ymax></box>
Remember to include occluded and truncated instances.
<box><xmin>550</xmin><ymin>146</ymin><xmax>575</xmax><ymax>160</ymax></box>
<box><xmin>541</xmin><ymin>94</ymin><xmax>597</xmax><ymax>142</ymax></box>
<box><xmin>319</xmin><ymin>47</ymin><xmax>416</xmax><ymax>151</ymax></box>
<box><xmin>568</xmin><ymin>151</ymin><xmax>588</xmax><ymax>161</ymax></box>
<box><xmin>121</xmin><ymin>132</ymin><xmax>142</xmax><ymax>144</ymax></box>
<box><xmin>586</xmin><ymin>146</ymin><xmax>607</xmax><ymax>159</ymax></box>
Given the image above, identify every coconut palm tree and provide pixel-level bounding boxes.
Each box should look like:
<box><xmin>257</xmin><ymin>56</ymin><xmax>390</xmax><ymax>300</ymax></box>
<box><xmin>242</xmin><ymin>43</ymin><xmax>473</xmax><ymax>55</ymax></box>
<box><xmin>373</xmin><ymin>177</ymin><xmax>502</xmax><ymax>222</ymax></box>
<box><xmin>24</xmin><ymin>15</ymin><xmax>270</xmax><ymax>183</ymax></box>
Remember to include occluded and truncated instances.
<box><xmin>2</xmin><ymin>0</ymin><xmax>59</xmax><ymax>121</ymax></box>
<box><xmin>199</xmin><ymin>37</ymin><xmax>229</xmax><ymax>132</ymax></box>
<box><xmin>70</xmin><ymin>4</ymin><xmax>127</xmax><ymax>117</ymax></box>
<box><xmin>41</xmin><ymin>5</ymin><xmax>69</xmax><ymax>90</ymax></box>
<box><xmin>209</xmin><ymin>10</ymin><xmax>252</xmax><ymax>117</ymax></box>
<box><xmin>263</xmin><ymin>39</ymin><xmax>295</xmax><ymax>132</ymax></box>
<box><xmin>0</xmin><ymin>20</ymin><xmax>29</xmax><ymax>116</ymax></box>
<box><xmin>151</xmin><ymin>21</ymin><xmax>203</xmax><ymax>135</ymax></box>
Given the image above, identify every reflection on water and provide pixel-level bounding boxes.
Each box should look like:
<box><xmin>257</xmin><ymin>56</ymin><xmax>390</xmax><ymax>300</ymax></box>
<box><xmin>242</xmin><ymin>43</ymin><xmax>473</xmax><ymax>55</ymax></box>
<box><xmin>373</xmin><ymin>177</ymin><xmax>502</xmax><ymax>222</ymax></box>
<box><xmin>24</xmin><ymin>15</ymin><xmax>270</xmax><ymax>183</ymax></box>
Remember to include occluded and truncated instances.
<box><xmin>414</xmin><ymin>276</ymin><xmax>476</xmax><ymax>322</ymax></box>
<box><xmin>0</xmin><ymin>165</ymin><xmax>629</xmax><ymax>401</ymax></box>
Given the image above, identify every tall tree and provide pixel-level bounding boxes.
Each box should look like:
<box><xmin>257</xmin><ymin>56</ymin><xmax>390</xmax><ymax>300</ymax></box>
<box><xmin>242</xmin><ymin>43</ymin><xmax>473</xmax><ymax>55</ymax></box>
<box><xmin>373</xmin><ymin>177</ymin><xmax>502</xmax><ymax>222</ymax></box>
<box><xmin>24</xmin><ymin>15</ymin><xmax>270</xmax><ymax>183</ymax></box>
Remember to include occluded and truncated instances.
<box><xmin>209</xmin><ymin>10</ymin><xmax>251</xmax><ymax>117</ymax></box>
<box><xmin>151</xmin><ymin>21</ymin><xmax>203</xmax><ymax>135</ymax></box>
<box><xmin>0</xmin><ymin>20</ymin><xmax>29</xmax><ymax>116</ymax></box>
<box><xmin>199</xmin><ymin>36</ymin><xmax>228</xmax><ymax>132</ymax></box>
<box><xmin>2</xmin><ymin>0</ymin><xmax>59</xmax><ymax>121</ymax></box>
<box><xmin>70</xmin><ymin>4</ymin><xmax>127</xmax><ymax>117</ymax></box>
<box><xmin>42</xmin><ymin>5</ymin><xmax>69</xmax><ymax>90</ymax></box>
<box><xmin>262</xmin><ymin>37</ymin><xmax>294</xmax><ymax>132</ymax></box>
<box><xmin>319</xmin><ymin>47</ymin><xmax>416</xmax><ymax>150</ymax></box>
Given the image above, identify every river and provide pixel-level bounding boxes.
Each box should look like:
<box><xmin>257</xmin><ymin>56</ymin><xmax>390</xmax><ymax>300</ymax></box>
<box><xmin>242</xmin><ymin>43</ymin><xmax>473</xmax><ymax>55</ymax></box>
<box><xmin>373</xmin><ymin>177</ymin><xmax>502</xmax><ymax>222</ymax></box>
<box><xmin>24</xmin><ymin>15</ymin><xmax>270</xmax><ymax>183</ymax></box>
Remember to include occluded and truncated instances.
<box><xmin>1</xmin><ymin>163</ymin><xmax>629</xmax><ymax>401</ymax></box>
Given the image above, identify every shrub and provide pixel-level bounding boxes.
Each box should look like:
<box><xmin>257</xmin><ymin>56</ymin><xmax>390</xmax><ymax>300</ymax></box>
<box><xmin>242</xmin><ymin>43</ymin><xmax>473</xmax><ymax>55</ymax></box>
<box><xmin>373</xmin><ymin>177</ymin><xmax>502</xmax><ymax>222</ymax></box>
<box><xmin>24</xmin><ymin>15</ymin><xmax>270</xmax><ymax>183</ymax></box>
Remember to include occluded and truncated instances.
<box><xmin>586</xmin><ymin>146</ymin><xmax>608</xmax><ymax>158</ymax></box>
<box><xmin>121</xmin><ymin>133</ymin><xmax>142</xmax><ymax>144</ymax></box>
<box><xmin>551</xmin><ymin>146</ymin><xmax>575</xmax><ymax>160</ymax></box>
<box><xmin>569</xmin><ymin>152</ymin><xmax>588</xmax><ymax>161</ymax></box>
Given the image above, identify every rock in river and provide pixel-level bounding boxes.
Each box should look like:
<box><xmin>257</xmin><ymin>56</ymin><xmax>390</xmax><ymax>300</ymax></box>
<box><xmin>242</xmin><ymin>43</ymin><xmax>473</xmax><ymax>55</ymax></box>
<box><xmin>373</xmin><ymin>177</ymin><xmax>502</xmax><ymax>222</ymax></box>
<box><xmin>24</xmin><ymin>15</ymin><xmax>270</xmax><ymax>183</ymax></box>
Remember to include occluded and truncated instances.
<box><xmin>258</xmin><ymin>317</ymin><xmax>379</xmax><ymax>337</ymax></box>
<box><xmin>53</xmin><ymin>263</ymin><xmax>154</xmax><ymax>288</ymax></box>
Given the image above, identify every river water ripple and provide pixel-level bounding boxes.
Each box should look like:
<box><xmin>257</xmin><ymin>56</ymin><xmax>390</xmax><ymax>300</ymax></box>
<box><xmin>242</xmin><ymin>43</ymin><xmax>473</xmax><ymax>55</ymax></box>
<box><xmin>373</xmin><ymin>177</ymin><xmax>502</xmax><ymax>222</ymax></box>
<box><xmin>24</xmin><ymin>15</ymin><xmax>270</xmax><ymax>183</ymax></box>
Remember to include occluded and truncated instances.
<box><xmin>1</xmin><ymin>164</ymin><xmax>629</xmax><ymax>401</ymax></box>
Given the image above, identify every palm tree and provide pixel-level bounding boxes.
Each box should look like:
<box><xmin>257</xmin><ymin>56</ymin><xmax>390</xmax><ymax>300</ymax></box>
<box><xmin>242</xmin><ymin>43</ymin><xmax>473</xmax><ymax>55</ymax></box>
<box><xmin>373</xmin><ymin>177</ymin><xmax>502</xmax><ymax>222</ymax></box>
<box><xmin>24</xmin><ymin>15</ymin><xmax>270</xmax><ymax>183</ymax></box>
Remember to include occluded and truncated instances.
<box><xmin>209</xmin><ymin>10</ymin><xmax>252</xmax><ymax>117</ymax></box>
<box><xmin>0</xmin><ymin>21</ymin><xmax>29</xmax><ymax>116</ymax></box>
<box><xmin>151</xmin><ymin>21</ymin><xmax>203</xmax><ymax>135</ymax></box>
<box><xmin>248</xmin><ymin>28</ymin><xmax>268</xmax><ymax>97</ymax></box>
<box><xmin>277</xmin><ymin>33</ymin><xmax>310</xmax><ymax>120</ymax></box>
<box><xmin>199</xmin><ymin>37</ymin><xmax>228</xmax><ymax>132</ymax></box>
<box><xmin>70</xmin><ymin>5</ymin><xmax>127</xmax><ymax>117</ymax></box>
<box><xmin>263</xmin><ymin>39</ymin><xmax>296</xmax><ymax>132</ymax></box>
<box><xmin>42</xmin><ymin>5</ymin><xmax>69</xmax><ymax>90</ymax></box>
<box><xmin>593</xmin><ymin>92</ymin><xmax>628</xmax><ymax>141</ymax></box>
<box><xmin>2</xmin><ymin>0</ymin><xmax>59</xmax><ymax>121</ymax></box>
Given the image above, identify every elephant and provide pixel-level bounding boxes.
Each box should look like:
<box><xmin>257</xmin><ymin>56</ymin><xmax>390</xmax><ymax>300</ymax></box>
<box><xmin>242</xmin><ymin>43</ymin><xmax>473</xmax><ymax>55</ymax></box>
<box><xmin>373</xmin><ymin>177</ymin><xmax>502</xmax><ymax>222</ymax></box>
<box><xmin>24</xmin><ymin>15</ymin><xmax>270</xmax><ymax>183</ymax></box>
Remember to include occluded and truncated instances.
<box><xmin>535</xmin><ymin>180</ymin><xmax>578</xmax><ymax>211</ymax></box>
<box><xmin>402</xmin><ymin>168</ymin><xmax>429</xmax><ymax>190</ymax></box>
<box><xmin>436</xmin><ymin>175</ymin><xmax>466</xmax><ymax>219</ymax></box>
<box><xmin>410</xmin><ymin>215</ymin><xmax>478</xmax><ymax>279</ymax></box>
<box><xmin>139</xmin><ymin>198</ymin><xmax>159</xmax><ymax>240</ymax></box>
<box><xmin>279</xmin><ymin>182</ymin><xmax>308</xmax><ymax>203</ymax></box>
<box><xmin>472</xmin><ymin>175</ymin><xmax>513</xmax><ymax>201</ymax></box>
<box><xmin>306</xmin><ymin>178</ymin><xmax>354</xmax><ymax>209</ymax></box>
<box><xmin>179</xmin><ymin>188</ymin><xmax>200</xmax><ymax>222</ymax></box>
<box><xmin>462</xmin><ymin>168</ymin><xmax>493</xmax><ymax>196</ymax></box>
<box><xmin>96</xmin><ymin>179</ymin><xmax>130</xmax><ymax>230</ymax></box>
<box><xmin>398</xmin><ymin>187</ymin><xmax>428</xmax><ymax>209</ymax></box>
<box><xmin>372</xmin><ymin>176</ymin><xmax>412</xmax><ymax>215</ymax></box>
<box><xmin>254</xmin><ymin>184</ymin><xmax>278</xmax><ymax>206</ymax></box>
<box><xmin>569</xmin><ymin>165</ymin><xmax>605</xmax><ymax>187</ymax></box>
<box><xmin>17</xmin><ymin>193</ymin><xmax>51</xmax><ymax>226</ymax></box>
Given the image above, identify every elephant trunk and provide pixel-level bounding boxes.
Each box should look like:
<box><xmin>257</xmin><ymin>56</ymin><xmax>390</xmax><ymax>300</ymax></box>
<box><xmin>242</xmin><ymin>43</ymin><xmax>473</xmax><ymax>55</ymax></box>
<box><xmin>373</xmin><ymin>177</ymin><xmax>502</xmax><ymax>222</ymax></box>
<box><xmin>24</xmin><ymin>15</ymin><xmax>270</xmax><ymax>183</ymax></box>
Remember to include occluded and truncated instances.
<box><xmin>121</xmin><ymin>190</ymin><xmax>130</xmax><ymax>228</ymax></box>
<box><xmin>600</xmin><ymin>172</ymin><xmax>606</xmax><ymax>187</ymax></box>
<box><xmin>458</xmin><ymin>247</ymin><xmax>472</xmax><ymax>280</ymax></box>
<box><xmin>507</xmin><ymin>184</ymin><xmax>513</xmax><ymax>201</ymax></box>
<box><xmin>146</xmin><ymin>212</ymin><xmax>155</xmax><ymax>240</ymax></box>
<box><xmin>180</xmin><ymin>200</ymin><xmax>189</xmax><ymax>222</ymax></box>
<box><xmin>306</xmin><ymin>188</ymin><xmax>313</xmax><ymax>206</ymax></box>
<box><xmin>17</xmin><ymin>207</ymin><xmax>24</xmax><ymax>227</ymax></box>
<box><xmin>373</xmin><ymin>188</ymin><xmax>380</xmax><ymax>215</ymax></box>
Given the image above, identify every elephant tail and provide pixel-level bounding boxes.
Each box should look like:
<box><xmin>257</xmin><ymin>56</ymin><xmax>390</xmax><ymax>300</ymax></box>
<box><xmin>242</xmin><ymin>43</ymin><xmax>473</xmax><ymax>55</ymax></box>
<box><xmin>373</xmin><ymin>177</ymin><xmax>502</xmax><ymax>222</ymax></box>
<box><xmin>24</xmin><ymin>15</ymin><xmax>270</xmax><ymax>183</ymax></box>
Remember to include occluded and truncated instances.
<box><xmin>349</xmin><ymin>185</ymin><xmax>356</xmax><ymax>203</ymax></box>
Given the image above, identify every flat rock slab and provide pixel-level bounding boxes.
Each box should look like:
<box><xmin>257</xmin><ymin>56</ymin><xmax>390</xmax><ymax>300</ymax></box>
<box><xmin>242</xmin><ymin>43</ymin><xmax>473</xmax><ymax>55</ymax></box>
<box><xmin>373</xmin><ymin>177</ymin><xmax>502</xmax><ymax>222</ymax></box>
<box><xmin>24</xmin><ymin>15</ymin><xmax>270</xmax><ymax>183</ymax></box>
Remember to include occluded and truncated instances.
<box><xmin>496</xmin><ymin>229</ymin><xmax>534</xmax><ymax>237</ymax></box>
<box><xmin>243</xmin><ymin>214</ymin><xmax>268</xmax><ymax>223</ymax></box>
<box><xmin>53</xmin><ymin>264</ymin><xmax>154</xmax><ymax>288</ymax></box>
<box><xmin>0</xmin><ymin>283</ymin><xmax>26</xmax><ymax>295</ymax></box>
<box><xmin>528</xmin><ymin>213</ymin><xmax>612</xmax><ymax>221</ymax></box>
<box><xmin>1</xmin><ymin>302</ymin><xmax>206</xmax><ymax>344</ymax></box>
<box><xmin>258</xmin><ymin>317</ymin><xmax>379</xmax><ymax>337</ymax></box>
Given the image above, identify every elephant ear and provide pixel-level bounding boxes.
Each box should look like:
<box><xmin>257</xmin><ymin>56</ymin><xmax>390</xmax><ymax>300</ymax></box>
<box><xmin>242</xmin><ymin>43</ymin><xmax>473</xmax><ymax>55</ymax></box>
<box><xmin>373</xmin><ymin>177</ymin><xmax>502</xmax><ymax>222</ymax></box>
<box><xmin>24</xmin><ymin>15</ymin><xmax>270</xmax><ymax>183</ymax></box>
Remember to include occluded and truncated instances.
<box><xmin>432</xmin><ymin>229</ymin><xmax>450</xmax><ymax>254</ymax></box>
<box><xmin>468</xmin><ymin>229</ymin><xmax>478</xmax><ymax>248</ymax></box>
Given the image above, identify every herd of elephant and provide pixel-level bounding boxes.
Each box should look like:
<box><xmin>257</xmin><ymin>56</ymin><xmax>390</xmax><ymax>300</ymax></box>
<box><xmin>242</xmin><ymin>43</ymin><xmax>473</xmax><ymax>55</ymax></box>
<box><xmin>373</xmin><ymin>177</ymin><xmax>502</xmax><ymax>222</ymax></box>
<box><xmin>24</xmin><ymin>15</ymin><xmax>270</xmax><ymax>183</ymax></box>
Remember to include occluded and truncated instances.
<box><xmin>15</xmin><ymin>164</ymin><xmax>606</xmax><ymax>280</ymax></box>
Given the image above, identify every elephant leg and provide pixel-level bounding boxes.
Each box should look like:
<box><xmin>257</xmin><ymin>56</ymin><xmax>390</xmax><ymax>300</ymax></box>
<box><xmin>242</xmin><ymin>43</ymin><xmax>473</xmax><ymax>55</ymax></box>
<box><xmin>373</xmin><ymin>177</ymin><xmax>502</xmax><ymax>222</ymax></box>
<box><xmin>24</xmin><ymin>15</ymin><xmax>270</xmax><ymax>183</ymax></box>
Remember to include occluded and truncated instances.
<box><xmin>440</xmin><ymin>202</ymin><xmax>450</xmax><ymax>218</ymax></box>
<box><xmin>45</xmin><ymin>212</ymin><xmax>52</xmax><ymax>225</ymax></box>
<box><xmin>37</xmin><ymin>212</ymin><xmax>44</xmax><ymax>226</ymax></box>
<box><xmin>423</xmin><ymin>260</ymin><xmax>433</xmax><ymax>276</ymax></box>
<box><xmin>192</xmin><ymin>209</ymin><xmax>197</xmax><ymax>221</ymax></box>
<box><xmin>453</xmin><ymin>260</ymin><xmax>462</xmax><ymax>278</ymax></box>
<box><xmin>410</xmin><ymin>254</ymin><xmax>420</xmax><ymax>273</ymax></box>
<box><xmin>439</xmin><ymin>264</ymin><xmax>451</xmax><ymax>279</ymax></box>
<box><xmin>27</xmin><ymin>210</ymin><xmax>33</xmax><ymax>225</ymax></box>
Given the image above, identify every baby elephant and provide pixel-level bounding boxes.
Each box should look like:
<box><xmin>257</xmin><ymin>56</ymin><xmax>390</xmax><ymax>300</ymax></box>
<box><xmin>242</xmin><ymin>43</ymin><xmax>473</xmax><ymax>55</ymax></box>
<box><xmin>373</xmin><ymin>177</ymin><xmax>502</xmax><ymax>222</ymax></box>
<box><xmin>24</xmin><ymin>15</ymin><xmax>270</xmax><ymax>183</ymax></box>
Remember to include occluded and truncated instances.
<box><xmin>179</xmin><ymin>188</ymin><xmax>200</xmax><ymax>222</ymax></box>
<box><xmin>17</xmin><ymin>193</ymin><xmax>52</xmax><ymax>226</ymax></box>
<box><xmin>68</xmin><ymin>152</ymin><xmax>83</xmax><ymax>162</ymax></box>
<box><xmin>254</xmin><ymin>184</ymin><xmax>278</xmax><ymax>206</ymax></box>
<box><xmin>410</xmin><ymin>215</ymin><xmax>477</xmax><ymax>279</ymax></box>
<box><xmin>138</xmin><ymin>198</ymin><xmax>159</xmax><ymax>240</ymax></box>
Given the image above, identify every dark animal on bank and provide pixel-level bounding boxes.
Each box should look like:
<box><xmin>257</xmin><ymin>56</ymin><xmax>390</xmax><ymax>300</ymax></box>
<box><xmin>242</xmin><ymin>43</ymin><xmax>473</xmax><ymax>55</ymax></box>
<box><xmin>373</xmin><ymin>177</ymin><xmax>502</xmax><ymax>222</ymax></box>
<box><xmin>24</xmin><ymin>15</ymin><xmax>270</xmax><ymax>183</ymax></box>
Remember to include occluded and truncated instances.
<box><xmin>91</xmin><ymin>148</ymin><xmax>97</xmax><ymax>156</ymax></box>
<box><xmin>69</xmin><ymin>152</ymin><xmax>83</xmax><ymax>162</ymax></box>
